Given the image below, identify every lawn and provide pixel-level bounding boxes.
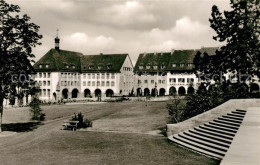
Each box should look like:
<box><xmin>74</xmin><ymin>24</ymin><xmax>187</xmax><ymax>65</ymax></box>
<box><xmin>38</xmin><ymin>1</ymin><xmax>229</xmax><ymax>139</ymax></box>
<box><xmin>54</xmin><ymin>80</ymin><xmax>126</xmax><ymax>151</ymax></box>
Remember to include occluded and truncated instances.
<box><xmin>0</xmin><ymin>101</ymin><xmax>220</xmax><ymax>165</ymax></box>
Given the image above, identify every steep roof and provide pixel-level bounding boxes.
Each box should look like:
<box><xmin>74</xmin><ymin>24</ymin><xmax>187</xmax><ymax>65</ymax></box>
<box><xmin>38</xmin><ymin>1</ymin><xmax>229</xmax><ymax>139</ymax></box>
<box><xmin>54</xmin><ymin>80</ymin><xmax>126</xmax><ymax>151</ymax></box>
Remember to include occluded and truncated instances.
<box><xmin>80</xmin><ymin>54</ymin><xmax>128</xmax><ymax>73</ymax></box>
<box><xmin>33</xmin><ymin>49</ymin><xmax>83</xmax><ymax>72</ymax></box>
<box><xmin>134</xmin><ymin>52</ymin><xmax>172</xmax><ymax>72</ymax></box>
<box><xmin>134</xmin><ymin>47</ymin><xmax>218</xmax><ymax>72</ymax></box>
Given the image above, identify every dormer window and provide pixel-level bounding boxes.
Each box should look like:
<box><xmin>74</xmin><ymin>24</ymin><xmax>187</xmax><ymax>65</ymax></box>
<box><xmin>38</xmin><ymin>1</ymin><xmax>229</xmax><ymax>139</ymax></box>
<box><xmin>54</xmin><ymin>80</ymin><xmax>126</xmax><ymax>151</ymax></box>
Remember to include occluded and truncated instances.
<box><xmin>161</xmin><ymin>64</ymin><xmax>165</xmax><ymax>69</ymax></box>
<box><xmin>188</xmin><ymin>63</ymin><xmax>193</xmax><ymax>67</ymax></box>
<box><xmin>139</xmin><ymin>66</ymin><xmax>143</xmax><ymax>69</ymax></box>
<box><xmin>46</xmin><ymin>64</ymin><xmax>49</xmax><ymax>68</ymax></box>
<box><xmin>72</xmin><ymin>65</ymin><xmax>75</xmax><ymax>69</ymax></box>
<box><xmin>107</xmin><ymin>64</ymin><xmax>112</xmax><ymax>69</ymax></box>
<box><xmin>153</xmin><ymin>66</ymin><xmax>157</xmax><ymax>69</ymax></box>
<box><xmin>89</xmin><ymin>65</ymin><xmax>94</xmax><ymax>69</ymax></box>
<box><xmin>180</xmin><ymin>64</ymin><xmax>185</xmax><ymax>67</ymax></box>
<box><xmin>146</xmin><ymin>65</ymin><xmax>150</xmax><ymax>69</ymax></box>
<box><xmin>172</xmin><ymin>64</ymin><xmax>176</xmax><ymax>67</ymax></box>
<box><xmin>39</xmin><ymin>64</ymin><xmax>42</xmax><ymax>69</ymax></box>
<box><xmin>66</xmin><ymin>65</ymin><xmax>69</xmax><ymax>69</ymax></box>
<box><xmin>98</xmin><ymin>65</ymin><xmax>103</xmax><ymax>70</ymax></box>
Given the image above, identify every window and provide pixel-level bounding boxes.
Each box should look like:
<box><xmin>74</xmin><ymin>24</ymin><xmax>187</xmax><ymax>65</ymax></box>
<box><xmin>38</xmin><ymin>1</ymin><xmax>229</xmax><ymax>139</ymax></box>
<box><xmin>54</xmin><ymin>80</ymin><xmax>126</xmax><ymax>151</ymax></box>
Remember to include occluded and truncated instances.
<box><xmin>161</xmin><ymin>64</ymin><xmax>165</xmax><ymax>69</ymax></box>
<box><xmin>139</xmin><ymin>66</ymin><xmax>143</xmax><ymax>69</ymax></box>
<box><xmin>151</xmin><ymin>80</ymin><xmax>154</xmax><ymax>84</ymax></box>
<box><xmin>83</xmin><ymin>81</ymin><xmax>86</xmax><ymax>86</ymax></box>
<box><xmin>83</xmin><ymin>74</ymin><xmax>86</xmax><ymax>79</ymax></box>
<box><xmin>89</xmin><ymin>65</ymin><xmax>94</xmax><ymax>69</ymax></box>
<box><xmin>178</xmin><ymin>78</ymin><xmax>185</xmax><ymax>83</ymax></box>
<box><xmin>101</xmin><ymin>81</ymin><xmax>105</xmax><ymax>86</ymax></box>
<box><xmin>111</xmin><ymin>81</ymin><xmax>115</xmax><ymax>87</ymax></box>
<box><xmin>101</xmin><ymin>74</ymin><xmax>105</xmax><ymax>79</ymax></box>
<box><xmin>106</xmin><ymin>81</ymin><xmax>110</xmax><ymax>86</ymax></box>
<box><xmin>97</xmin><ymin>74</ymin><xmax>100</xmax><ymax>79</ymax></box>
<box><xmin>188</xmin><ymin>63</ymin><xmax>193</xmax><ymax>67</ymax></box>
<box><xmin>88</xmin><ymin>74</ymin><xmax>91</xmax><ymax>79</ymax></box>
<box><xmin>43</xmin><ymin>73</ymin><xmax>46</xmax><ymax>78</ymax></box>
<box><xmin>92</xmin><ymin>74</ymin><xmax>95</xmax><ymax>79</ymax></box>
<box><xmin>39</xmin><ymin>81</ymin><xmax>42</xmax><ymax>86</ymax></box>
<box><xmin>87</xmin><ymin>81</ymin><xmax>91</xmax><ymax>86</ymax></box>
<box><xmin>153</xmin><ymin>66</ymin><xmax>157</xmax><ymax>69</ymax></box>
<box><xmin>39</xmin><ymin>65</ymin><xmax>42</xmax><ymax>68</ymax></box>
<box><xmin>43</xmin><ymin>81</ymin><xmax>46</xmax><ymax>86</ymax></box>
<box><xmin>172</xmin><ymin>64</ymin><xmax>176</xmax><ymax>67</ymax></box>
<box><xmin>47</xmin><ymin>89</ymin><xmax>50</xmax><ymax>97</ymax></box>
<box><xmin>144</xmin><ymin>80</ymin><xmax>148</xmax><ymax>84</ymax></box>
<box><xmin>43</xmin><ymin>89</ymin><xmax>46</xmax><ymax>97</ymax></box>
<box><xmin>107</xmin><ymin>64</ymin><xmax>112</xmax><ymax>69</ymax></box>
<box><xmin>106</xmin><ymin>73</ymin><xmax>110</xmax><ymax>79</ymax></box>
<box><xmin>146</xmin><ymin>65</ymin><xmax>150</xmax><ymax>69</ymax></box>
<box><xmin>39</xmin><ymin>73</ymin><xmax>42</xmax><ymax>78</ymax></box>
<box><xmin>169</xmin><ymin>78</ymin><xmax>176</xmax><ymax>83</ymax></box>
<box><xmin>180</xmin><ymin>64</ymin><xmax>185</xmax><ymax>67</ymax></box>
<box><xmin>138</xmin><ymin>80</ymin><xmax>141</xmax><ymax>84</ymax></box>
<box><xmin>162</xmin><ymin>80</ymin><xmax>165</xmax><ymax>84</ymax></box>
<box><xmin>97</xmin><ymin>81</ymin><xmax>100</xmax><ymax>86</ymax></box>
<box><xmin>158</xmin><ymin>80</ymin><xmax>162</xmax><ymax>84</ymax></box>
<box><xmin>47</xmin><ymin>81</ymin><xmax>50</xmax><ymax>86</ymax></box>
<box><xmin>111</xmin><ymin>73</ymin><xmax>115</xmax><ymax>79</ymax></box>
<box><xmin>187</xmin><ymin>78</ymin><xmax>194</xmax><ymax>83</ymax></box>
<box><xmin>98</xmin><ymin>65</ymin><xmax>103</xmax><ymax>69</ymax></box>
<box><xmin>47</xmin><ymin>73</ymin><xmax>50</xmax><ymax>78</ymax></box>
<box><xmin>92</xmin><ymin>81</ymin><xmax>95</xmax><ymax>86</ymax></box>
<box><xmin>46</xmin><ymin>64</ymin><xmax>49</xmax><ymax>68</ymax></box>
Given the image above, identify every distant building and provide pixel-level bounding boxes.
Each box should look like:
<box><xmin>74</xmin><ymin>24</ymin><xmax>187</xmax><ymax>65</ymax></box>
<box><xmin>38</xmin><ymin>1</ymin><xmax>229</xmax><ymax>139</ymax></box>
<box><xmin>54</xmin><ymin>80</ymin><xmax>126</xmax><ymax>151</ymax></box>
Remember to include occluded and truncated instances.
<box><xmin>33</xmin><ymin>37</ymin><xmax>134</xmax><ymax>101</ymax></box>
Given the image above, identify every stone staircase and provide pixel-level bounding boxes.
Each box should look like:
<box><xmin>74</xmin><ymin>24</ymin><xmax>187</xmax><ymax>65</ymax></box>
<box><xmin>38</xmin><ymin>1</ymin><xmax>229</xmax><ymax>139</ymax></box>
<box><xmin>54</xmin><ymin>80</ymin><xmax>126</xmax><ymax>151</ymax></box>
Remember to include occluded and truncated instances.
<box><xmin>168</xmin><ymin>109</ymin><xmax>247</xmax><ymax>160</ymax></box>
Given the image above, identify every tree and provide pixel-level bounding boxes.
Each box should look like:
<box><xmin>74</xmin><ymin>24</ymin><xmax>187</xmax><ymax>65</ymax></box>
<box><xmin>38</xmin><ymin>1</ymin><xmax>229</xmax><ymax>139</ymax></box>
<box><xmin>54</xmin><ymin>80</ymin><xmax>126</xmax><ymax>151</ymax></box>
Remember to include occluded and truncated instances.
<box><xmin>0</xmin><ymin>0</ymin><xmax>42</xmax><ymax>132</ymax></box>
<box><xmin>210</xmin><ymin>0</ymin><xmax>259</xmax><ymax>81</ymax></box>
<box><xmin>29</xmin><ymin>86</ymin><xmax>43</xmax><ymax>121</ymax></box>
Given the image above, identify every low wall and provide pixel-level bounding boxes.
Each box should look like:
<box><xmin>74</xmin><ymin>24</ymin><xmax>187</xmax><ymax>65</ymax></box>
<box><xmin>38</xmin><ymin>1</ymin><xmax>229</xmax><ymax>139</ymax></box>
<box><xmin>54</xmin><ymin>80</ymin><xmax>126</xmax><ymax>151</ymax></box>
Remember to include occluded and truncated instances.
<box><xmin>167</xmin><ymin>99</ymin><xmax>260</xmax><ymax>137</ymax></box>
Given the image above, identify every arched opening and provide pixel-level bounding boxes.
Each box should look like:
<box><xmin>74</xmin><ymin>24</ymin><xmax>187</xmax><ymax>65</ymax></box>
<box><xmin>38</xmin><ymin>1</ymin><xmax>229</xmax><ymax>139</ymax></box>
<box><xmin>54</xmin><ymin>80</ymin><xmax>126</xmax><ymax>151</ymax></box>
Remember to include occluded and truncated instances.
<box><xmin>95</xmin><ymin>89</ymin><xmax>101</xmax><ymax>97</ymax></box>
<box><xmin>84</xmin><ymin>89</ymin><xmax>91</xmax><ymax>97</ymax></box>
<box><xmin>144</xmin><ymin>88</ymin><xmax>150</xmax><ymax>96</ymax></box>
<box><xmin>72</xmin><ymin>88</ymin><xmax>79</xmax><ymax>98</ymax></box>
<box><xmin>159</xmin><ymin>88</ymin><xmax>166</xmax><ymax>96</ymax></box>
<box><xmin>187</xmin><ymin>87</ymin><xmax>195</xmax><ymax>94</ymax></box>
<box><xmin>62</xmin><ymin>88</ymin><xmax>68</xmax><ymax>99</ymax></box>
<box><xmin>137</xmin><ymin>88</ymin><xmax>142</xmax><ymax>96</ymax></box>
<box><xmin>250</xmin><ymin>83</ymin><xmax>259</xmax><ymax>93</ymax></box>
<box><xmin>178</xmin><ymin>86</ymin><xmax>186</xmax><ymax>96</ymax></box>
<box><xmin>53</xmin><ymin>92</ymin><xmax>57</xmax><ymax>100</ymax></box>
<box><xmin>169</xmin><ymin>86</ymin><xmax>177</xmax><ymax>96</ymax></box>
<box><xmin>151</xmin><ymin>88</ymin><xmax>158</xmax><ymax>96</ymax></box>
<box><xmin>106</xmin><ymin>89</ymin><xmax>114</xmax><ymax>97</ymax></box>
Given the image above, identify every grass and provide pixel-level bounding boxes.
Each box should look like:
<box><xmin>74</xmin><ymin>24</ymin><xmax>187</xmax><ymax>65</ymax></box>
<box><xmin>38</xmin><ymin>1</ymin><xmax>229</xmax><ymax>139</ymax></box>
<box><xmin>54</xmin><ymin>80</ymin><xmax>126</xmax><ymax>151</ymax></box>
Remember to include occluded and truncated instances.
<box><xmin>0</xmin><ymin>101</ymin><xmax>220</xmax><ymax>165</ymax></box>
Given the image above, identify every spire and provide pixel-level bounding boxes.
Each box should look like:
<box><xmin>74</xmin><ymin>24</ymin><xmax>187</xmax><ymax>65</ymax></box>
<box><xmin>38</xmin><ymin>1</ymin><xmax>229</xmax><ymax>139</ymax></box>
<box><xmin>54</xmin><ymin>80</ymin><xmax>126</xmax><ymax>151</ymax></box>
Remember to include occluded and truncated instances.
<box><xmin>55</xmin><ymin>29</ymin><xmax>60</xmax><ymax>50</ymax></box>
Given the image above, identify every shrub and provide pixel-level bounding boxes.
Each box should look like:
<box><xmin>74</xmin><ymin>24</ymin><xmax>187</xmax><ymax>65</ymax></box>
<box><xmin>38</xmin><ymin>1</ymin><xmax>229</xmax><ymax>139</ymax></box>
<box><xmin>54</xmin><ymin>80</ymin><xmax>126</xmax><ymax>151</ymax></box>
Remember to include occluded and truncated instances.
<box><xmin>71</xmin><ymin>112</ymin><xmax>92</xmax><ymax>129</ymax></box>
<box><xmin>29</xmin><ymin>96</ymin><xmax>45</xmax><ymax>121</ymax></box>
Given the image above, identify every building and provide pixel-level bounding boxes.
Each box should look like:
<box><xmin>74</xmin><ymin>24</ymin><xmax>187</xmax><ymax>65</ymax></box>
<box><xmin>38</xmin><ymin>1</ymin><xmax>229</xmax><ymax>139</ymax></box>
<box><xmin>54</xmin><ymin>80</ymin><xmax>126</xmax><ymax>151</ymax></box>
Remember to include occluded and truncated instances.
<box><xmin>33</xmin><ymin>37</ymin><xmax>134</xmax><ymax>101</ymax></box>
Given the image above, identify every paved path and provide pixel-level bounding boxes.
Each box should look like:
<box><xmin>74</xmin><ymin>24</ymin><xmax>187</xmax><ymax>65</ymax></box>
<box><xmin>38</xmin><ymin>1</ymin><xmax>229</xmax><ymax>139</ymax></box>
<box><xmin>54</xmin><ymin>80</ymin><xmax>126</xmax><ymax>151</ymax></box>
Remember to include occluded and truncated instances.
<box><xmin>221</xmin><ymin>107</ymin><xmax>260</xmax><ymax>165</ymax></box>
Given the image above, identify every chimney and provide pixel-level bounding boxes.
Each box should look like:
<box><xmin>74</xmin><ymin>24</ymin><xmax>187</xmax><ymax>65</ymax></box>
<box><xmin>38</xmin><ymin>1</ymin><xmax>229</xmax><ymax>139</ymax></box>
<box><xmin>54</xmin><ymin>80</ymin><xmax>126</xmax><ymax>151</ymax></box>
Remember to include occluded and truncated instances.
<box><xmin>171</xmin><ymin>49</ymin><xmax>175</xmax><ymax>55</ymax></box>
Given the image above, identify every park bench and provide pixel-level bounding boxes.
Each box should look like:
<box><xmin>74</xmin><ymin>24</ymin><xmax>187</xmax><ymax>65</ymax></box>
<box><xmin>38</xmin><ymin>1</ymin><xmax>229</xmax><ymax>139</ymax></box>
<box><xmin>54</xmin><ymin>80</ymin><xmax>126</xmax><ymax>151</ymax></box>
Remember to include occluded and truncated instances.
<box><xmin>62</xmin><ymin>121</ymin><xmax>79</xmax><ymax>131</ymax></box>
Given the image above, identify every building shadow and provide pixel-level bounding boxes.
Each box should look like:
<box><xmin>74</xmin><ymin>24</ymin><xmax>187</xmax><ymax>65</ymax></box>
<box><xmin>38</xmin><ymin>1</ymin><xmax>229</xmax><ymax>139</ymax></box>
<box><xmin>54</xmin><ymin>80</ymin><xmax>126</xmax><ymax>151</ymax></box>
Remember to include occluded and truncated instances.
<box><xmin>2</xmin><ymin>122</ymin><xmax>42</xmax><ymax>132</ymax></box>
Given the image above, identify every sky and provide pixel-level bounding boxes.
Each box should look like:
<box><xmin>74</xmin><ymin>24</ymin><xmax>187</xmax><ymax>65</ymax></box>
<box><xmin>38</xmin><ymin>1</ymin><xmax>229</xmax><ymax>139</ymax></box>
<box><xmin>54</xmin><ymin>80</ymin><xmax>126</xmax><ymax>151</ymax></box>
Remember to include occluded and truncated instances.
<box><xmin>6</xmin><ymin>0</ymin><xmax>231</xmax><ymax>65</ymax></box>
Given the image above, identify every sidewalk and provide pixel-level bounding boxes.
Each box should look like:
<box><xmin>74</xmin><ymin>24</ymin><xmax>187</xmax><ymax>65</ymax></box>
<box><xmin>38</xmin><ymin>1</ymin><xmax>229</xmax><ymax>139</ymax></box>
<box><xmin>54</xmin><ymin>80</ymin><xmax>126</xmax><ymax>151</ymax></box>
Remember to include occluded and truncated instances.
<box><xmin>221</xmin><ymin>107</ymin><xmax>260</xmax><ymax>165</ymax></box>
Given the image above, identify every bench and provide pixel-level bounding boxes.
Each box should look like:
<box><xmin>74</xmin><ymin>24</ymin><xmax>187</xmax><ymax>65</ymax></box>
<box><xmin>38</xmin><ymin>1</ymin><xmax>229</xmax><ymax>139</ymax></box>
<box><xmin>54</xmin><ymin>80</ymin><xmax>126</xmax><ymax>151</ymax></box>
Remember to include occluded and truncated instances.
<box><xmin>62</xmin><ymin>121</ymin><xmax>79</xmax><ymax>131</ymax></box>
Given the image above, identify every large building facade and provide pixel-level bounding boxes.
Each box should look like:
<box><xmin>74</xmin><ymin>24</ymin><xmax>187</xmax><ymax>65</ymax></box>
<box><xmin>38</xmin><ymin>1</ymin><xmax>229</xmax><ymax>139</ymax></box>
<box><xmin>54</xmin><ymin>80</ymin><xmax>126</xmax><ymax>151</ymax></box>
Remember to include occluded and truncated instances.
<box><xmin>32</xmin><ymin>37</ymin><xmax>260</xmax><ymax>102</ymax></box>
<box><xmin>33</xmin><ymin>37</ymin><xmax>134</xmax><ymax>101</ymax></box>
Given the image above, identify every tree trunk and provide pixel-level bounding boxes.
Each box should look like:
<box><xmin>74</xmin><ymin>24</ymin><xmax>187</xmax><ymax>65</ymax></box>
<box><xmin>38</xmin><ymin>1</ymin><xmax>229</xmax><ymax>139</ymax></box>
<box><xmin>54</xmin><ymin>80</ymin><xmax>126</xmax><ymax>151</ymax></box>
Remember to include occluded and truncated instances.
<box><xmin>0</xmin><ymin>97</ymin><xmax>4</xmax><ymax>133</ymax></box>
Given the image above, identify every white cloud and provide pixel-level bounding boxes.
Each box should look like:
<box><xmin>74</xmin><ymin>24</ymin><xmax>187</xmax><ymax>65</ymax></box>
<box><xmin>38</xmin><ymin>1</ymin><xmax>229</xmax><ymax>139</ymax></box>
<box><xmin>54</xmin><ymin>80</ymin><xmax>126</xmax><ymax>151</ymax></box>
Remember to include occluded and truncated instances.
<box><xmin>99</xmin><ymin>1</ymin><xmax>156</xmax><ymax>26</ymax></box>
<box><xmin>63</xmin><ymin>32</ymin><xmax>115</xmax><ymax>54</ymax></box>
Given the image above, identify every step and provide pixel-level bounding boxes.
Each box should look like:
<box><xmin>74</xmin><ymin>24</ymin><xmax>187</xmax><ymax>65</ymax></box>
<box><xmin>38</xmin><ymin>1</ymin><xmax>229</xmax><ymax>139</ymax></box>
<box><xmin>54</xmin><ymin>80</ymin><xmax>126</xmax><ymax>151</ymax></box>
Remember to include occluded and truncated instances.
<box><xmin>228</xmin><ymin>113</ymin><xmax>245</xmax><ymax>118</ymax></box>
<box><xmin>209</xmin><ymin>121</ymin><xmax>239</xmax><ymax>130</ymax></box>
<box><xmin>231</xmin><ymin>111</ymin><xmax>246</xmax><ymax>116</ymax></box>
<box><xmin>183</xmin><ymin>131</ymin><xmax>230</xmax><ymax>148</ymax></box>
<box><xmin>222</xmin><ymin>115</ymin><xmax>243</xmax><ymax>121</ymax></box>
<box><xmin>199</xmin><ymin>125</ymin><xmax>236</xmax><ymax>137</ymax></box>
<box><xmin>178</xmin><ymin>133</ymin><xmax>228</xmax><ymax>152</ymax></box>
<box><xmin>213</xmin><ymin>119</ymin><xmax>241</xmax><ymax>127</ymax></box>
<box><xmin>204</xmin><ymin>123</ymin><xmax>237</xmax><ymax>133</ymax></box>
<box><xmin>236</xmin><ymin>109</ymin><xmax>247</xmax><ymax>113</ymax></box>
<box><xmin>171</xmin><ymin>135</ymin><xmax>225</xmax><ymax>159</ymax></box>
<box><xmin>169</xmin><ymin>136</ymin><xmax>223</xmax><ymax>160</ymax></box>
<box><xmin>217</xmin><ymin>117</ymin><xmax>242</xmax><ymax>124</ymax></box>
<box><xmin>189</xmin><ymin>129</ymin><xmax>232</xmax><ymax>144</ymax></box>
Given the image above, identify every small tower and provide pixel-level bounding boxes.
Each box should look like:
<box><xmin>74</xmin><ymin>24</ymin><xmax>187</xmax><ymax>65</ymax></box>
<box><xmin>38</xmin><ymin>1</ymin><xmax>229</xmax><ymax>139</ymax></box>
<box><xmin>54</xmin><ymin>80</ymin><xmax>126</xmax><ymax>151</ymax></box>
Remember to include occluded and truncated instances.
<box><xmin>55</xmin><ymin>29</ymin><xmax>60</xmax><ymax>50</ymax></box>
